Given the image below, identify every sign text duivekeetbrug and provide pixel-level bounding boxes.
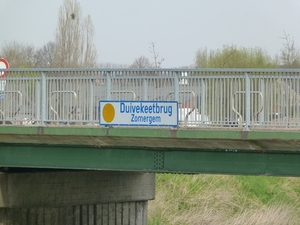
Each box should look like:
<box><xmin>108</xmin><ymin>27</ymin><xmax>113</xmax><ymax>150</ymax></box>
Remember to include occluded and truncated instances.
<box><xmin>99</xmin><ymin>101</ymin><xmax>178</xmax><ymax>127</ymax></box>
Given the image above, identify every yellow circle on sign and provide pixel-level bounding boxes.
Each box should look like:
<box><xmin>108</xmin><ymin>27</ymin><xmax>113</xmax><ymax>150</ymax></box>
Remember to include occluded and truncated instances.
<box><xmin>102</xmin><ymin>103</ymin><xmax>115</xmax><ymax>123</ymax></box>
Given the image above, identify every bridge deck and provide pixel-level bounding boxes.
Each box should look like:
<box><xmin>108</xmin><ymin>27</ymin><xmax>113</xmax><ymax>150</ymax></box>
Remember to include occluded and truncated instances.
<box><xmin>1</xmin><ymin>126</ymin><xmax>300</xmax><ymax>151</ymax></box>
<box><xmin>0</xmin><ymin>126</ymin><xmax>300</xmax><ymax>176</ymax></box>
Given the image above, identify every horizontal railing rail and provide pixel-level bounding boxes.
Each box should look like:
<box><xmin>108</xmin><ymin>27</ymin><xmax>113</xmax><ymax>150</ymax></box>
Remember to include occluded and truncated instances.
<box><xmin>0</xmin><ymin>68</ymin><xmax>300</xmax><ymax>129</ymax></box>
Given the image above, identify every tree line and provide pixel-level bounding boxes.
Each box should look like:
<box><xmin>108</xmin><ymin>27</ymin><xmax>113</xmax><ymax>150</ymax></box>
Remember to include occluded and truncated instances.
<box><xmin>1</xmin><ymin>0</ymin><xmax>299</xmax><ymax>69</ymax></box>
<box><xmin>195</xmin><ymin>32</ymin><xmax>300</xmax><ymax>69</ymax></box>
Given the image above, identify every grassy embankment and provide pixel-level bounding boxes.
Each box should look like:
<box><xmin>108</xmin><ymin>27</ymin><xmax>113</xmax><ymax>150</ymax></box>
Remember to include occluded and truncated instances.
<box><xmin>148</xmin><ymin>174</ymin><xmax>300</xmax><ymax>225</ymax></box>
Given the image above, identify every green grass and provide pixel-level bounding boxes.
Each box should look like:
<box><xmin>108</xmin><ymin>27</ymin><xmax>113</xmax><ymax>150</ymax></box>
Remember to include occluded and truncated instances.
<box><xmin>148</xmin><ymin>174</ymin><xmax>300</xmax><ymax>225</ymax></box>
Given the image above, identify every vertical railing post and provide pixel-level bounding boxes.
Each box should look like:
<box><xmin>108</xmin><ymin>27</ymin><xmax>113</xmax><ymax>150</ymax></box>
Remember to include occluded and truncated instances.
<box><xmin>174</xmin><ymin>72</ymin><xmax>179</xmax><ymax>102</ymax></box>
<box><xmin>89</xmin><ymin>79</ymin><xmax>94</xmax><ymax>123</ymax></box>
<box><xmin>201</xmin><ymin>78</ymin><xmax>206</xmax><ymax>124</ymax></box>
<box><xmin>41</xmin><ymin>72</ymin><xmax>47</xmax><ymax>126</ymax></box>
<box><xmin>143</xmin><ymin>78</ymin><xmax>148</xmax><ymax>100</ymax></box>
<box><xmin>106</xmin><ymin>72</ymin><xmax>111</xmax><ymax>100</ymax></box>
<box><xmin>35</xmin><ymin>76</ymin><xmax>41</xmax><ymax>123</ymax></box>
<box><xmin>245</xmin><ymin>72</ymin><xmax>251</xmax><ymax>130</ymax></box>
<box><xmin>259</xmin><ymin>78</ymin><xmax>265</xmax><ymax>124</ymax></box>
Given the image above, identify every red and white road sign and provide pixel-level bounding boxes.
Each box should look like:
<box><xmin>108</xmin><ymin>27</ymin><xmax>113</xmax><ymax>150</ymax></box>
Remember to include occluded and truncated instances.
<box><xmin>0</xmin><ymin>58</ymin><xmax>9</xmax><ymax>78</ymax></box>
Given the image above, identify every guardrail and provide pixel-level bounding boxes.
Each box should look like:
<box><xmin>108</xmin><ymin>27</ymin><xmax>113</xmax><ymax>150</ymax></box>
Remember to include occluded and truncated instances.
<box><xmin>0</xmin><ymin>68</ymin><xmax>300</xmax><ymax>129</ymax></box>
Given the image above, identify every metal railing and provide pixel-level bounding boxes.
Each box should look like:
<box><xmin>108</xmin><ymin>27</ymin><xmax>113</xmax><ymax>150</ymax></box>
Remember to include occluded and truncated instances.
<box><xmin>0</xmin><ymin>68</ymin><xmax>300</xmax><ymax>129</ymax></box>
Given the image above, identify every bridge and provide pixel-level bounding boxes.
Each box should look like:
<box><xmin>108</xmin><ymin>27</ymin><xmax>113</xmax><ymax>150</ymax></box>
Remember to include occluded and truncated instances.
<box><xmin>0</xmin><ymin>68</ymin><xmax>300</xmax><ymax>224</ymax></box>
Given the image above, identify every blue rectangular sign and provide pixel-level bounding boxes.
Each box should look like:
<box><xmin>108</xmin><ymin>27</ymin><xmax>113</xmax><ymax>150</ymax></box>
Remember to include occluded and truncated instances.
<box><xmin>99</xmin><ymin>100</ymin><xmax>178</xmax><ymax>127</ymax></box>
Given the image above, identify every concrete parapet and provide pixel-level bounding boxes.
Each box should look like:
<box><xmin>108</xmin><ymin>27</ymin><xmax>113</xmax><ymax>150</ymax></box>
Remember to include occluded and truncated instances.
<box><xmin>0</xmin><ymin>170</ymin><xmax>155</xmax><ymax>225</ymax></box>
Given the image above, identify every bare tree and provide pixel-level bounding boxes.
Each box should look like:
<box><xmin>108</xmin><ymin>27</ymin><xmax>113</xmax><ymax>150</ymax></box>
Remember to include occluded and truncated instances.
<box><xmin>149</xmin><ymin>41</ymin><xmax>165</xmax><ymax>68</ymax></box>
<box><xmin>280</xmin><ymin>32</ymin><xmax>300</xmax><ymax>68</ymax></box>
<box><xmin>130</xmin><ymin>56</ymin><xmax>153</xmax><ymax>68</ymax></box>
<box><xmin>129</xmin><ymin>42</ymin><xmax>165</xmax><ymax>69</ymax></box>
<box><xmin>53</xmin><ymin>0</ymin><xmax>98</xmax><ymax>68</ymax></box>
<box><xmin>35</xmin><ymin>42</ymin><xmax>56</xmax><ymax>68</ymax></box>
<box><xmin>0</xmin><ymin>42</ymin><xmax>36</xmax><ymax>68</ymax></box>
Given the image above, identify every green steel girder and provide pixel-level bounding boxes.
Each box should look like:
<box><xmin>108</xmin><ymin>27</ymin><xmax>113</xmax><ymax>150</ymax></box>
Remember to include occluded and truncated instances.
<box><xmin>0</xmin><ymin>144</ymin><xmax>299</xmax><ymax>176</ymax></box>
<box><xmin>0</xmin><ymin>126</ymin><xmax>300</xmax><ymax>176</ymax></box>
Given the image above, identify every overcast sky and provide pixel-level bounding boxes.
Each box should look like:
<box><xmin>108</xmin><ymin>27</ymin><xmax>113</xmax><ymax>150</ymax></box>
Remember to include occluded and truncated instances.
<box><xmin>1</xmin><ymin>0</ymin><xmax>300</xmax><ymax>68</ymax></box>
